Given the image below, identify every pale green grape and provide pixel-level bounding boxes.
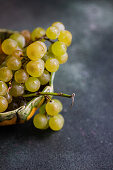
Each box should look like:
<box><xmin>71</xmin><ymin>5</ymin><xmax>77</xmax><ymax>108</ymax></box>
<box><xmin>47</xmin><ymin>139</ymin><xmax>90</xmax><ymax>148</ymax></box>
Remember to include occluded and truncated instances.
<box><xmin>55</xmin><ymin>52</ymin><xmax>68</xmax><ymax>64</ymax></box>
<box><xmin>26</xmin><ymin>59</ymin><xmax>44</xmax><ymax>77</ymax></box>
<box><xmin>31</xmin><ymin>27</ymin><xmax>46</xmax><ymax>41</ymax></box>
<box><xmin>46</xmin><ymin>26</ymin><xmax>59</xmax><ymax>40</ymax></box>
<box><xmin>4</xmin><ymin>93</ymin><xmax>12</xmax><ymax>104</ymax></box>
<box><xmin>14</xmin><ymin>69</ymin><xmax>29</xmax><ymax>83</ymax></box>
<box><xmin>0</xmin><ymin>96</ymin><xmax>8</xmax><ymax>112</ymax></box>
<box><xmin>0</xmin><ymin>67</ymin><xmax>13</xmax><ymax>82</ymax></box>
<box><xmin>6</xmin><ymin>56</ymin><xmax>22</xmax><ymax>70</ymax></box>
<box><xmin>49</xmin><ymin>114</ymin><xmax>64</xmax><ymax>131</ymax></box>
<box><xmin>2</xmin><ymin>38</ymin><xmax>18</xmax><ymax>55</ymax></box>
<box><xmin>9</xmin><ymin>82</ymin><xmax>24</xmax><ymax>97</ymax></box>
<box><xmin>10</xmin><ymin>33</ymin><xmax>25</xmax><ymax>48</ymax></box>
<box><xmin>27</xmin><ymin>41</ymin><xmax>47</xmax><ymax>61</ymax></box>
<box><xmin>38</xmin><ymin>70</ymin><xmax>50</xmax><ymax>85</ymax></box>
<box><xmin>0</xmin><ymin>81</ymin><xmax>8</xmax><ymax>95</ymax></box>
<box><xmin>45</xmin><ymin>58</ymin><xmax>59</xmax><ymax>72</ymax></box>
<box><xmin>52</xmin><ymin>41</ymin><xmax>67</xmax><ymax>56</ymax></box>
<box><xmin>25</xmin><ymin>77</ymin><xmax>40</xmax><ymax>92</ymax></box>
<box><xmin>58</xmin><ymin>30</ymin><xmax>72</xmax><ymax>46</ymax></box>
<box><xmin>52</xmin><ymin>22</ymin><xmax>65</xmax><ymax>31</ymax></box>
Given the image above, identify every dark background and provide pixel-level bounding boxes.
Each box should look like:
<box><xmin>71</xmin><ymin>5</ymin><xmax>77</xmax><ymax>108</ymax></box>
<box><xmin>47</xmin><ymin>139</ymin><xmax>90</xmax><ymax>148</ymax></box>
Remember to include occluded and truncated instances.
<box><xmin>0</xmin><ymin>0</ymin><xmax>113</xmax><ymax>169</ymax></box>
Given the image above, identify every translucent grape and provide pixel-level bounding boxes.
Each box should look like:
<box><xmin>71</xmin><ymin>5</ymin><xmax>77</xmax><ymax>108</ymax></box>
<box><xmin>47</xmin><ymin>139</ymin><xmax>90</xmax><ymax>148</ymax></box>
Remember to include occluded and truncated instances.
<box><xmin>52</xmin><ymin>22</ymin><xmax>65</xmax><ymax>31</ymax></box>
<box><xmin>6</xmin><ymin>56</ymin><xmax>22</xmax><ymax>70</ymax></box>
<box><xmin>10</xmin><ymin>33</ymin><xmax>25</xmax><ymax>48</ymax></box>
<box><xmin>21</xmin><ymin>30</ymin><xmax>31</xmax><ymax>44</ymax></box>
<box><xmin>25</xmin><ymin>77</ymin><xmax>40</xmax><ymax>92</ymax></box>
<box><xmin>31</xmin><ymin>27</ymin><xmax>46</xmax><ymax>41</ymax></box>
<box><xmin>46</xmin><ymin>26</ymin><xmax>59</xmax><ymax>40</ymax></box>
<box><xmin>4</xmin><ymin>93</ymin><xmax>12</xmax><ymax>104</ymax></box>
<box><xmin>46</xmin><ymin>99</ymin><xmax>63</xmax><ymax>116</ymax></box>
<box><xmin>49</xmin><ymin>114</ymin><xmax>64</xmax><ymax>131</ymax></box>
<box><xmin>0</xmin><ymin>67</ymin><xmax>13</xmax><ymax>82</ymax></box>
<box><xmin>9</xmin><ymin>82</ymin><xmax>24</xmax><ymax>97</ymax></box>
<box><xmin>14</xmin><ymin>69</ymin><xmax>29</xmax><ymax>83</ymax></box>
<box><xmin>0</xmin><ymin>96</ymin><xmax>8</xmax><ymax>112</ymax></box>
<box><xmin>38</xmin><ymin>70</ymin><xmax>50</xmax><ymax>85</ymax></box>
<box><xmin>0</xmin><ymin>81</ymin><xmax>8</xmax><ymax>95</ymax></box>
<box><xmin>58</xmin><ymin>30</ymin><xmax>72</xmax><ymax>46</ymax></box>
<box><xmin>26</xmin><ymin>59</ymin><xmax>44</xmax><ymax>77</ymax></box>
<box><xmin>27</xmin><ymin>41</ymin><xmax>47</xmax><ymax>61</ymax></box>
<box><xmin>2</xmin><ymin>38</ymin><xmax>18</xmax><ymax>55</ymax></box>
<box><xmin>55</xmin><ymin>52</ymin><xmax>68</xmax><ymax>64</ymax></box>
<box><xmin>52</xmin><ymin>41</ymin><xmax>67</xmax><ymax>56</ymax></box>
<box><xmin>45</xmin><ymin>58</ymin><xmax>59</xmax><ymax>72</ymax></box>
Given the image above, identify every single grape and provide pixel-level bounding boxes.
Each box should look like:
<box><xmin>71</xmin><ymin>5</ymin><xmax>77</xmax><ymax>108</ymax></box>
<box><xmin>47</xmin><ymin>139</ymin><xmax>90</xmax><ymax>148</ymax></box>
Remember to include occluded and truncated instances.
<box><xmin>58</xmin><ymin>30</ymin><xmax>72</xmax><ymax>46</ymax></box>
<box><xmin>52</xmin><ymin>22</ymin><xmax>65</xmax><ymax>31</ymax></box>
<box><xmin>9</xmin><ymin>82</ymin><xmax>24</xmax><ymax>97</ymax></box>
<box><xmin>6</xmin><ymin>56</ymin><xmax>22</xmax><ymax>70</ymax></box>
<box><xmin>42</xmin><ymin>52</ymin><xmax>54</xmax><ymax>62</ymax></box>
<box><xmin>46</xmin><ymin>26</ymin><xmax>59</xmax><ymax>40</ymax></box>
<box><xmin>38</xmin><ymin>70</ymin><xmax>50</xmax><ymax>85</ymax></box>
<box><xmin>26</xmin><ymin>59</ymin><xmax>44</xmax><ymax>77</ymax></box>
<box><xmin>10</xmin><ymin>33</ymin><xmax>25</xmax><ymax>48</ymax></box>
<box><xmin>31</xmin><ymin>27</ymin><xmax>46</xmax><ymax>41</ymax></box>
<box><xmin>25</xmin><ymin>77</ymin><xmax>40</xmax><ymax>92</ymax></box>
<box><xmin>52</xmin><ymin>41</ymin><xmax>67</xmax><ymax>56</ymax></box>
<box><xmin>0</xmin><ymin>67</ymin><xmax>13</xmax><ymax>82</ymax></box>
<box><xmin>14</xmin><ymin>69</ymin><xmax>29</xmax><ymax>83</ymax></box>
<box><xmin>1</xmin><ymin>38</ymin><xmax>18</xmax><ymax>55</ymax></box>
<box><xmin>46</xmin><ymin>99</ymin><xmax>63</xmax><ymax>116</ymax></box>
<box><xmin>49</xmin><ymin>114</ymin><xmax>64</xmax><ymax>131</ymax></box>
<box><xmin>55</xmin><ymin>52</ymin><xmax>68</xmax><ymax>64</ymax></box>
<box><xmin>45</xmin><ymin>58</ymin><xmax>59</xmax><ymax>72</ymax></box>
<box><xmin>33</xmin><ymin>113</ymin><xmax>49</xmax><ymax>130</ymax></box>
<box><xmin>27</xmin><ymin>41</ymin><xmax>47</xmax><ymax>61</ymax></box>
<box><xmin>4</xmin><ymin>93</ymin><xmax>12</xmax><ymax>104</ymax></box>
<box><xmin>0</xmin><ymin>81</ymin><xmax>8</xmax><ymax>96</ymax></box>
<box><xmin>21</xmin><ymin>30</ymin><xmax>31</xmax><ymax>44</ymax></box>
<box><xmin>0</xmin><ymin>96</ymin><xmax>8</xmax><ymax>112</ymax></box>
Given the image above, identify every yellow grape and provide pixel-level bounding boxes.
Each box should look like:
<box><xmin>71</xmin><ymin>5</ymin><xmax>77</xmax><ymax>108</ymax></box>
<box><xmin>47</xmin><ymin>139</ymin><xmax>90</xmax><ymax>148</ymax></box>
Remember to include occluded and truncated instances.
<box><xmin>52</xmin><ymin>22</ymin><xmax>65</xmax><ymax>31</ymax></box>
<box><xmin>52</xmin><ymin>41</ymin><xmax>67</xmax><ymax>56</ymax></box>
<box><xmin>25</xmin><ymin>77</ymin><xmax>40</xmax><ymax>92</ymax></box>
<box><xmin>49</xmin><ymin>114</ymin><xmax>64</xmax><ymax>131</ymax></box>
<box><xmin>46</xmin><ymin>26</ymin><xmax>59</xmax><ymax>40</ymax></box>
<box><xmin>0</xmin><ymin>96</ymin><xmax>8</xmax><ymax>112</ymax></box>
<box><xmin>55</xmin><ymin>52</ymin><xmax>68</xmax><ymax>64</ymax></box>
<box><xmin>45</xmin><ymin>58</ymin><xmax>59</xmax><ymax>72</ymax></box>
<box><xmin>58</xmin><ymin>30</ymin><xmax>72</xmax><ymax>46</ymax></box>
<box><xmin>0</xmin><ymin>67</ymin><xmax>13</xmax><ymax>82</ymax></box>
<box><xmin>31</xmin><ymin>27</ymin><xmax>46</xmax><ymax>41</ymax></box>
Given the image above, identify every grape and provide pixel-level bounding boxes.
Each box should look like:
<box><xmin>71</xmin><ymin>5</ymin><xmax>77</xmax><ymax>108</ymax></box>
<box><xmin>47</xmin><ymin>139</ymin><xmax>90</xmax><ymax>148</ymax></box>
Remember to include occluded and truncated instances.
<box><xmin>38</xmin><ymin>70</ymin><xmax>50</xmax><ymax>85</ymax></box>
<box><xmin>0</xmin><ymin>67</ymin><xmax>13</xmax><ymax>82</ymax></box>
<box><xmin>26</xmin><ymin>59</ymin><xmax>44</xmax><ymax>77</ymax></box>
<box><xmin>52</xmin><ymin>22</ymin><xmax>65</xmax><ymax>31</ymax></box>
<box><xmin>6</xmin><ymin>56</ymin><xmax>22</xmax><ymax>70</ymax></box>
<box><xmin>49</xmin><ymin>114</ymin><xmax>64</xmax><ymax>131</ymax></box>
<box><xmin>52</xmin><ymin>41</ymin><xmax>67</xmax><ymax>56</ymax></box>
<box><xmin>1</xmin><ymin>38</ymin><xmax>18</xmax><ymax>55</ymax></box>
<box><xmin>14</xmin><ymin>69</ymin><xmax>29</xmax><ymax>83</ymax></box>
<box><xmin>46</xmin><ymin>99</ymin><xmax>63</xmax><ymax>116</ymax></box>
<box><xmin>25</xmin><ymin>77</ymin><xmax>40</xmax><ymax>92</ymax></box>
<box><xmin>13</xmin><ymin>50</ymin><xmax>23</xmax><ymax>58</ymax></box>
<box><xmin>58</xmin><ymin>30</ymin><xmax>72</xmax><ymax>46</ymax></box>
<box><xmin>4</xmin><ymin>93</ymin><xmax>12</xmax><ymax>104</ymax></box>
<box><xmin>10</xmin><ymin>33</ymin><xmax>25</xmax><ymax>48</ymax></box>
<box><xmin>46</xmin><ymin>26</ymin><xmax>59</xmax><ymax>40</ymax></box>
<box><xmin>42</xmin><ymin>52</ymin><xmax>54</xmax><ymax>62</ymax></box>
<box><xmin>31</xmin><ymin>27</ymin><xmax>46</xmax><ymax>41</ymax></box>
<box><xmin>33</xmin><ymin>113</ymin><xmax>49</xmax><ymax>130</ymax></box>
<box><xmin>9</xmin><ymin>82</ymin><xmax>24</xmax><ymax>97</ymax></box>
<box><xmin>55</xmin><ymin>52</ymin><xmax>68</xmax><ymax>64</ymax></box>
<box><xmin>0</xmin><ymin>96</ymin><xmax>8</xmax><ymax>112</ymax></box>
<box><xmin>21</xmin><ymin>30</ymin><xmax>31</xmax><ymax>44</ymax></box>
<box><xmin>0</xmin><ymin>81</ymin><xmax>8</xmax><ymax>95</ymax></box>
<box><xmin>45</xmin><ymin>58</ymin><xmax>59</xmax><ymax>72</ymax></box>
<box><xmin>27</xmin><ymin>41</ymin><xmax>47</xmax><ymax>61</ymax></box>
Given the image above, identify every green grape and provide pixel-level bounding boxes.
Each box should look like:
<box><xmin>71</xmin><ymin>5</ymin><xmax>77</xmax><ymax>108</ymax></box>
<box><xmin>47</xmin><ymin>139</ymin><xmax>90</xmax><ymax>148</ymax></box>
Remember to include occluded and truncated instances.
<box><xmin>31</xmin><ymin>27</ymin><xmax>46</xmax><ymax>41</ymax></box>
<box><xmin>52</xmin><ymin>22</ymin><xmax>65</xmax><ymax>31</ymax></box>
<box><xmin>0</xmin><ymin>96</ymin><xmax>8</xmax><ymax>112</ymax></box>
<box><xmin>55</xmin><ymin>52</ymin><xmax>68</xmax><ymax>64</ymax></box>
<box><xmin>6</xmin><ymin>56</ymin><xmax>22</xmax><ymax>70</ymax></box>
<box><xmin>46</xmin><ymin>99</ymin><xmax>63</xmax><ymax>116</ymax></box>
<box><xmin>4</xmin><ymin>93</ymin><xmax>12</xmax><ymax>104</ymax></box>
<box><xmin>42</xmin><ymin>52</ymin><xmax>54</xmax><ymax>62</ymax></box>
<box><xmin>25</xmin><ymin>77</ymin><xmax>40</xmax><ymax>92</ymax></box>
<box><xmin>27</xmin><ymin>41</ymin><xmax>47</xmax><ymax>61</ymax></box>
<box><xmin>0</xmin><ymin>81</ymin><xmax>8</xmax><ymax>95</ymax></box>
<box><xmin>10</xmin><ymin>33</ymin><xmax>25</xmax><ymax>48</ymax></box>
<box><xmin>26</xmin><ymin>59</ymin><xmax>44</xmax><ymax>77</ymax></box>
<box><xmin>33</xmin><ymin>113</ymin><xmax>49</xmax><ymax>130</ymax></box>
<box><xmin>45</xmin><ymin>58</ymin><xmax>59</xmax><ymax>72</ymax></box>
<box><xmin>2</xmin><ymin>38</ymin><xmax>18</xmax><ymax>55</ymax></box>
<box><xmin>38</xmin><ymin>70</ymin><xmax>50</xmax><ymax>85</ymax></box>
<box><xmin>58</xmin><ymin>30</ymin><xmax>72</xmax><ymax>46</ymax></box>
<box><xmin>14</xmin><ymin>69</ymin><xmax>29</xmax><ymax>83</ymax></box>
<box><xmin>0</xmin><ymin>67</ymin><xmax>13</xmax><ymax>82</ymax></box>
<box><xmin>46</xmin><ymin>26</ymin><xmax>59</xmax><ymax>40</ymax></box>
<box><xmin>9</xmin><ymin>82</ymin><xmax>24</xmax><ymax>97</ymax></box>
<box><xmin>52</xmin><ymin>41</ymin><xmax>67</xmax><ymax>56</ymax></box>
<box><xmin>49</xmin><ymin>114</ymin><xmax>64</xmax><ymax>131</ymax></box>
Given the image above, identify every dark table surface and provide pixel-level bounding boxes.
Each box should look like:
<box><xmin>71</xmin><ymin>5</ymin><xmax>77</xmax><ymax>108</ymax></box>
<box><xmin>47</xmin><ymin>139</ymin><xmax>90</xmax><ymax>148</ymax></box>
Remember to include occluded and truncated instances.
<box><xmin>0</xmin><ymin>0</ymin><xmax>113</xmax><ymax>169</ymax></box>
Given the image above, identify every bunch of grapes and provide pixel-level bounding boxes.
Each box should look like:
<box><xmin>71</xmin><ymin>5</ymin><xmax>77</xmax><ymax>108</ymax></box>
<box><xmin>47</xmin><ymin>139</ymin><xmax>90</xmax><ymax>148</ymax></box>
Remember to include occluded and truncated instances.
<box><xmin>0</xmin><ymin>22</ymin><xmax>72</xmax><ymax>131</ymax></box>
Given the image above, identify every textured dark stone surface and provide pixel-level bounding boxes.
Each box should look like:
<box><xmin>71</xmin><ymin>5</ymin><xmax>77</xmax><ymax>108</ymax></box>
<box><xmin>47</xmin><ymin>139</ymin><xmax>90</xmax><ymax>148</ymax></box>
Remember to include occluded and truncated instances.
<box><xmin>0</xmin><ymin>0</ymin><xmax>113</xmax><ymax>169</ymax></box>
